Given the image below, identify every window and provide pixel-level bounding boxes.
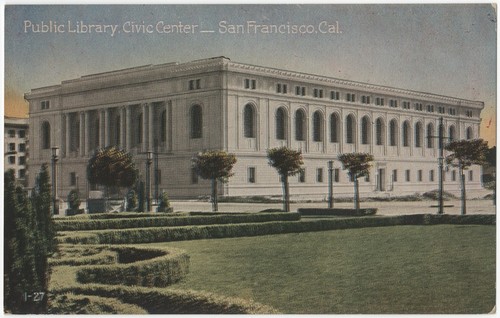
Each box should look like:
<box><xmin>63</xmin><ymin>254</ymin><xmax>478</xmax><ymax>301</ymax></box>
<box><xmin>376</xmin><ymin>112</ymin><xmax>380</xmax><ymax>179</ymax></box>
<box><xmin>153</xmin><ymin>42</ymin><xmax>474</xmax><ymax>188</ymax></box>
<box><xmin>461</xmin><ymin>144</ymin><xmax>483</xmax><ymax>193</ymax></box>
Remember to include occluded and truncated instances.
<box><xmin>346</xmin><ymin>115</ymin><xmax>355</xmax><ymax>144</ymax></box>
<box><xmin>429</xmin><ymin>170</ymin><xmax>435</xmax><ymax>182</ymax></box>
<box><xmin>466</xmin><ymin>127</ymin><xmax>473</xmax><ymax>140</ymax></box>
<box><xmin>8</xmin><ymin>130</ymin><xmax>15</xmax><ymax>137</ymax></box>
<box><xmin>313</xmin><ymin>111</ymin><xmax>323</xmax><ymax>142</ymax></box>
<box><xmin>376</xmin><ymin>118</ymin><xmax>384</xmax><ymax>145</ymax></box>
<box><xmin>405</xmin><ymin>170</ymin><xmax>411</xmax><ymax>182</ymax></box>
<box><xmin>276</xmin><ymin>83</ymin><xmax>288</xmax><ymax>94</ymax></box>
<box><xmin>8</xmin><ymin>143</ymin><xmax>15</xmax><ymax>151</ymax></box>
<box><xmin>414</xmin><ymin>103</ymin><xmax>423</xmax><ymax>111</ymax></box>
<box><xmin>276</xmin><ymin>107</ymin><xmax>287</xmax><ymax>140</ymax></box>
<box><xmin>161</xmin><ymin>110</ymin><xmax>167</xmax><ymax>142</ymax></box>
<box><xmin>438</xmin><ymin>106</ymin><xmax>445</xmax><ymax>114</ymax></box>
<box><xmin>426</xmin><ymin>104</ymin><xmax>434</xmax><ymax>112</ymax></box>
<box><xmin>346</xmin><ymin>93</ymin><xmax>356</xmax><ymax>102</ymax></box>
<box><xmin>295</xmin><ymin>109</ymin><xmax>306</xmax><ymax>141</ymax></box>
<box><xmin>330</xmin><ymin>91</ymin><xmax>340</xmax><ymax>100</ymax></box>
<box><xmin>243</xmin><ymin>104</ymin><xmax>256</xmax><ymax>138</ymax></box>
<box><xmin>452</xmin><ymin>170</ymin><xmax>457</xmax><ymax>182</ymax></box>
<box><xmin>298</xmin><ymin>170</ymin><xmax>306</xmax><ymax>183</ymax></box>
<box><xmin>70</xmin><ymin>172</ymin><xmax>77</xmax><ymax>186</ymax></box>
<box><xmin>389</xmin><ymin>120</ymin><xmax>397</xmax><ymax>146</ymax></box>
<box><xmin>465</xmin><ymin>110</ymin><xmax>473</xmax><ymax>118</ymax></box>
<box><xmin>42</xmin><ymin>121</ymin><xmax>51</xmax><ymax>149</ymax></box>
<box><xmin>330</xmin><ymin>113</ymin><xmax>339</xmax><ymax>143</ymax></box>
<box><xmin>361</xmin><ymin>96</ymin><xmax>371</xmax><ymax>104</ymax></box>
<box><xmin>402</xmin><ymin>121</ymin><xmax>410</xmax><ymax>147</ymax></box>
<box><xmin>244</xmin><ymin>79</ymin><xmax>256</xmax><ymax>90</ymax></box>
<box><xmin>313</xmin><ymin>88</ymin><xmax>323</xmax><ymax>98</ymax></box>
<box><xmin>190</xmin><ymin>105</ymin><xmax>203</xmax><ymax>139</ymax></box>
<box><xmin>114</xmin><ymin>116</ymin><xmax>120</xmax><ymax>146</ymax></box>
<box><xmin>390</xmin><ymin>99</ymin><xmax>398</xmax><ymax>108</ymax></box>
<box><xmin>136</xmin><ymin>115</ymin><xmax>142</xmax><ymax>145</ymax></box>
<box><xmin>415</xmin><ymin>122</ymin><xmax>422</xmax><ymax>148</ymax></box>
<box><xmin>19</xmin><ymin>169</ymin><xmax>26</xmax><ymax>179</ymax></box>
<box><xmin>361</xmin><ymin>116</ymin><xmax>370</xmax><ymax>145</ymax></box>
<box><xmin>18</xmin><ymin>143</ymin><xmax>26</xmax><ymax>152</ymax></box>
<box><xmin>19</xmin><ymin>156</ymin><xmax>26</xmax><ymax>165</ymax></box>
<box><xmin>448</xmin><ymin>108</ymin><xmax>456</xmax><ymax>116</ymax></box>
<box><xmin>334</xmin><ymin>169</ymin><xmax>340</xmax><ymax>182</ymax></box>
<box><xmin>188</xmin><ymin>79</ymin><xmax>201</xmax><ymax>90</ymax></box>
<box><xmin>41</xmin><ymin>100</ymin><xmax>50</xmax><ymax>110</ymax></box>
<box><xmin>402</xmin><ymin>101</ymin><xmax>411</xmax><ymax>109</ymax></box>
<box><xmin>18</xmin><ymin>130</ymin><xmax>26</xmax><ymax>138</ymax></box>
<box><xmin>191</xmin><ymin>168</ymin><xmax>199</xmax><ymax>184</ymax></box>
<box><xmin>248</xmin><ymin>167</ymin><xmax>256</xmax><ymax>183</ymax></box>
<box><xmin>375</xmin><ymin>97</ymin><xmax>385</xmax><ymax>106</ymax></box>
<box><xmin>316</xmin><ymin>168</ymin><xmax>323</xmax><ymax>183</ymax></box>
<box><xmin>448</xmin><ymin>126</ymin><xmax>456</xmax><ymax>142</ymax></box>
<box><xmin>393</xmin><ymin>169</ymin><xmax>398</xmax><ymax>182</ymax></box>
<box><xmin>418</xmin><ymin>170</ymin><xmax>423</xmax><ymax>182</ymax></box>
<box><xmin>295</xmin><ymin>86</ymin><xmax>306</xmax><ymax>96</ymax></box>
<box><xmin>8</xmin><ymin>156</ymin><xmax>15</xmax><ymax>164</ymax></box>
<box><xmin>427</xmin><ymin>124</ymin><xmax>434</xmax><ymax>148</ymax></box>
<box><xmin>365</xmin><ymin>174</ymin><xmax>370</xmax><ymax>182</ymax></box>
<box><xmin>469</xmin><ymin>170</ymin><xmax>473</xmax><ymax>181</ymax></box>
<box><xmin>156</xmin><ymin>169</ymin><xmax>162</xmax><ymax>185</ymax></box>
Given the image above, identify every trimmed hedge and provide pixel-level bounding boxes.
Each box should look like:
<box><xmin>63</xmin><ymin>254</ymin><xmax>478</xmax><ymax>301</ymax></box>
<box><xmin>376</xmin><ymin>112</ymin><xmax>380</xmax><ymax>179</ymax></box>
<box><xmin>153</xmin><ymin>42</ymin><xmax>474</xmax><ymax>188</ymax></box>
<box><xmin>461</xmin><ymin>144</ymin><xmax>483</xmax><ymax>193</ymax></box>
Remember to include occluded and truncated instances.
<box><xmin>61</xmin><ymin>212</ymin><xmax>182</xmax><ymax>220</ymax></box>
<box><xmin>55</xmin><ymin>212</ymin><xmax>301</xmax><ymax>231</ymax></box>
<box><xmin>49</xmin><ymin>245</ymin><xmax>117</xmax><ymax>266</ymax></box>
<box><xmin>76</xmin><ymin>246</ymin><xmax>190</xmax><ymax>287</ymax></box>
<box><xmin>48</xmin><ymin>293</ymin><xmax>148</xmax><ymax>314</ymax></box>
<box><xmin>53</xmin><ymin>284</ymin><xmax>280</xmax><ymax>314</ymax></box>
<box><xmin>58</xmin><ymin>214</ymin><xmax>495</xmax><ymax>245</ymax></box>
<box><xmin>298</xmin><ymin>208</ymin><xmax>377</xmax><ymax>216</ymax></box>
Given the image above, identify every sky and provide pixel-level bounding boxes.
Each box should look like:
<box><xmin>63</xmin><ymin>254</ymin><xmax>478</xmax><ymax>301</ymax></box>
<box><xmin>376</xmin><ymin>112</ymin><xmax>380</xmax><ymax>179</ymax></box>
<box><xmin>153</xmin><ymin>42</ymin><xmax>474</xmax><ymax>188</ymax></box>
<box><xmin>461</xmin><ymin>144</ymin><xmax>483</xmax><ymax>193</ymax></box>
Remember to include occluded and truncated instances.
<box><xmin>4</xmin><ymin>4</ymin><xmax>497</xmax><ymax>145</ymax></box>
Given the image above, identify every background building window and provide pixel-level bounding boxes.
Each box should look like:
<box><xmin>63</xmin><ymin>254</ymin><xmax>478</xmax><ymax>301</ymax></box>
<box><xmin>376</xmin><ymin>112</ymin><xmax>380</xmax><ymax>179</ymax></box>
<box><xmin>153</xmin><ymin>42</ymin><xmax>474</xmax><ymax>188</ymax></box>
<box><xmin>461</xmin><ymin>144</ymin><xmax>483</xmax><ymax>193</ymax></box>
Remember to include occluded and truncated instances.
<box><xmin>402</xmin><ymin>121</ymin><xmax>410</xmax><ymax>147</ymax></box>
<box><xmin>19</xmin><ymin>156</ymin><xmax>26</xmax><ymax>165</ymax></box>
<box><xmin>295</xmin><ymin>109</ymin><xmax>306</xmax><ymax>141</ymax></box>
<box><xmin>248</xmin><ymin>167</ymin><xmax>256</xmax><ymax>183</ymax></box>
<box><xmin>334</xmin><ymin>169</ymin><xmax>340</xmax><ymax>182</ymax></box>
<box><xmin>8</xmin><ymin>156</ymin><xmax>15</xmax><ymax>164</ymax></box>
<box><xmin>389</xmin><ymin>120</ymin><xmax>397</xmax><ymax>146</ymax></box>
<box><xmin>448</xmin><ymin>126</ymin><xmax>456</xmax><ymax>142</ymax></box>
<box><xmin>466</xmin><ymin>127</ymin><xmax>473</xmax><ymax>140</ymax></box>
<box><xmin>313</xmin><ymin>111</ymin><xmax>323</xmax><ymax>142</ymax></box>
<box><xmin>8</xmin><ymin>129</ymin><xmax>15</xmax><ymax>137</ymax></box>
<box><xmin>276</xmin><ymin>107</ymin><xmax>286</xmax><ymax>140</ymax></box>
<box><xmin>415</xmin><ymin>122</ymin><xmax>422</xmax><ymax>148</ymax></box>
<box><xmin>418</xmin><ymin>170</ymin><xmax>423</xmax><ymax>182</ymax></box>
<box><xmin>244</xmin><ymin>104</ymin><xmax>256</xmax><ymax>138</ymax></box>
<box><xmin>190</xmin><ymin>105</ymin><xmax>203</xmax><ymax>139</ymax></box>
<box><xmin>8</xmin><ymin>143</ymin><xmax>15</xmax><ymax>151</ymax></box>
<box><xmin>316</xmin><ymin>168</ymin><xmax>323</xmax><ymax>183</ymax></box>
<box><xmin>18</xmin><ymin>130</ymin><xmax>26</xmax><ymax>138</ymax></box>
<box><xmin>361</xmin><ymin>116</ymin><xmax>370</xmax><ymax>145</ymax></box>
<box><xmin>427</xmin><ymin>124</ymin><xmax>434</xmax><ymax>148</ymax></box>
<box><xmin>346</xmin><ymin>114</ymin><xmax>355</xmax><ymax>144</ymax></box>
<box><xmin>376</xmin><ymin>118</ymin><xmax>384</xmax><ymax>145</ymax></box>
<box><xmin>393</xmin><ymin>169</ymin><xmax>398</xmax><ymax>182</ymax></box>
<box><xmin>429</xmin><ymin>170</ymin><xmax>435</xmax><ymax>182</ymax></box>
<box><xmin>330</xmin><ymin>113</ymin><xmax>339</xmax><ymax>143</ymax></box>
<box><xmin>405</xmin><ymin>170</ymin><xmax>411</xmax><ymax>182</ymax></box>
<box><xmin>19</xmin><ymin>169</ymin><xmax>26</xmax><ymax>179</ymax></box>
<box><xmin>42</xmin><ymin>121</ymin><xmax>51</xmax><ymax>149</ymax></box>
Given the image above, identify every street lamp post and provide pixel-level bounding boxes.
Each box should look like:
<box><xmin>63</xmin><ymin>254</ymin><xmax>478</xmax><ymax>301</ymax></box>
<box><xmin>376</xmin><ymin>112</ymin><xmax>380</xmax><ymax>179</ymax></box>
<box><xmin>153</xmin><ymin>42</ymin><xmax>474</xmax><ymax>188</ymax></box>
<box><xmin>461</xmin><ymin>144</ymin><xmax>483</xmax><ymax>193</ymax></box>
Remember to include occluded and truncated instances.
<box><xmin>328</xmin><ymin>160</ymin><xmax>334</xmax><ymax>208</ymax></box>
<box><xmin>146</xmin><ymin>151</ymin><xmax>153</xmax><ymax>212</ymax></box>
<box><xmin>51</xmin><ymin>146</ymin><xmax>59</xmax><ymax>215</ymax></box>
<box><xmin>438</xmin><ymin>117</ymin><xmax>444</xmax><ymax>214</ymax></box>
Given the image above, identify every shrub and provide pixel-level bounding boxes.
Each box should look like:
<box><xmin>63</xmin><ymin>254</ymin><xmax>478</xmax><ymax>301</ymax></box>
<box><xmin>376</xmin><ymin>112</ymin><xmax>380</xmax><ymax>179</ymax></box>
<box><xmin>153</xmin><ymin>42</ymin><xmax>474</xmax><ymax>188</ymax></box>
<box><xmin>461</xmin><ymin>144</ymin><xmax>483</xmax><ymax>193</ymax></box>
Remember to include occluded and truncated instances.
<box><xmin>48</xmin><ymin>293</ymin><xmax>148</xmax><ymax>314</ymax></box>
<box><xmin>126</xmin><ymin>190</ymin><xmax>137</xmax><ymax>212</ymax></box>
<box><xmin>157</xmin><ymin>192</ymin><xmax>171</xmax><ymax>213</ymax></box>
<box><xmin>298</xmin><ymin>208</ymin><xmax>377</xmax><ymax>216</ymax></box>
<box><xmin>52</xmin><ymin>285</ymin><xmax>280</xmax><ymax>314</ymax></box>
<box><xmin>67</xmin><ymin>190</ymin><xmax>81</xmax><ymax>210</ymax></box>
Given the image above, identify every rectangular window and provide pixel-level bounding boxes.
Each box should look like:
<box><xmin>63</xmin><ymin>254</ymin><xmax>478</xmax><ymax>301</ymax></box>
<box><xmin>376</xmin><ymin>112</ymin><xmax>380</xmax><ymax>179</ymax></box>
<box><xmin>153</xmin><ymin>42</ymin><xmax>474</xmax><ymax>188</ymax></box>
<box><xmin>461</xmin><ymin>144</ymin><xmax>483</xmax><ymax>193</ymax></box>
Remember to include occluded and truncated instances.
<box><xmin>8</xmin><ymin>143</ymin><xmax>15</xmax><ymax>151</ymax></box>
<box><xmin>393</xmin><ymin>169</ymin><xmax>398</xmax><ymax>182</ymax></box>
<box><xmin>248</xmin><ymin>167</ymin><xmax>256</xmax><ymax>183</ymax></box>
<box><xmin>19</xmin><ymin>156</ymin><xmax>26</xmax><ymax>165</ymax></box>
<box><xmin>70</xmin><ymin>172</ymin><xmax>77</xmax><ymax>186</ymax></box>
<box><xmin>301</xmin><ymin>87</ymin><xmax>306</xmax><ymax>96</ymax></box>
<box><xmin>362</xmin><ymin>96</ymin><xmax>371</xmax><ymax>104</ymax></box>
<box><xmin>346</xmin><ymin>93</ymin><xmax>356</xmax><ymax>102</ymax></box>
<box><xmin>316</xmin><ymin>168</ymin><xmax>323</xmax><ymax>183</ymax></box>
<box><xmin>189</xmin><ymin>80</ymin><xmax>195</xmax><ymax>90</ymax></box>
<box><xmin>390</xmin><ymin>99</ymin><xmax>398</xmax><ymax>108</ymax></box>
<box><xmin>452</xmin><ymin>170</ymin><xmax>457</xmax><ymax>182</ymax></box>
<box><xmin>330</xmin><ymin>91</ymin><xmax>340</xmax><ymax>100</ymax></box>
<box><xmin>18</xmin><ymin>143</ymin><xmax>26</xmax><ymax>152</ymax></box>
<box><xmin>405</xmin><ymin>170</ymin><xmax>411</xmax><ymax>182</ymax></box>
<box><xmin>156</xmin><ymin>169</ymin><xmax>162</xmax><ymax>185</ymax></box>
<box><xmin>8</xmin><ymin>156</ymin><xmax>15</xmax><ymax>164</ymax></box>
<box><xmin>365</xmin><ymin>174</ymin><xmax>370</xmax><ymax>182</ymax></box>
<box><xmin>191</xmin><ymin>168</ymin><xmax>198</xmax><ymax>184</ymax></box>
<box><xmin>427</xmin><ymin>105</ymin><xmax>434</xmax><ymax>112</ymax></box>
<box><xmin>295</xmin><ymin>86</ymin><xmax>306</xmax><ymax>96</ymax></box>
<box><xmin>18</xmin><ymin>130</ymin><xmax>26</xmax><ymax>138</ymax></box>
<box><xmin>418</xmin><ymin>170</ymin><xmax>423</xmax><ymax>182</ymax></box>
<box><xmin>244</xmin><ymin>79</ymin><xmax>256</xmax><ymax>90</ymax></box>
<box><xmin>403</xmin><ymin>101</ymin><xmax>411</xmax><ymax>109</ymax></box>
<box><xmin>334</xmin><ymin>169</ymin><xmax>340</xmax><ymax>183</ymax></box>
<box><xmin>429</xmin><ymin>170</ymin><xmax>434</xmax><ymax>182</ymax></box>
<box><xmin>469</xmin><ymin>170</ymin><xmax>473</xmax><ymax>181</ymax></box>
<box><xmin>19</xmin><ymin>169</ymin><xmax>26</xmax><ymax>179</ymax></box>
<box><xmin>313</xmin><ymin>89</ymin><xmax>323</xmax><ymax>98</ymax></box>
<box><xmin>299</xmin><ymin>170</ymin><xmax>306</xmax><ymax>183</ymax></box>
<box><xmin>41</xmin><ymin>100</ymin><xmax>50</xmax><ymax>110</ymax></box>
<box><xmin>276</xmin><ymin>83</ymin><xmax>288</xmax><ymax>94</ymax></box>
<box><xmin>196</xmin><ymin>79</ymin><xmax>201</xmax><ymax>89</ymax></box>
<box><xmin>8</xmin><ymin>129</ymin><xmax>15</xmax><ymax>137</ymax></box>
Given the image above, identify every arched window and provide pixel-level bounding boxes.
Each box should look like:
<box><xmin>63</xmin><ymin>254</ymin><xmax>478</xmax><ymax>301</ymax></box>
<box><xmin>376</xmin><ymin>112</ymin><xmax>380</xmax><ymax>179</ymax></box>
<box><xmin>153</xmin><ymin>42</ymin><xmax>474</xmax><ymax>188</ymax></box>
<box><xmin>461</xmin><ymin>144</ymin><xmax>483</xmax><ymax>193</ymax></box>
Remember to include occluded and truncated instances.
<box><xmin>402</xmin><ymin>121</ymin><xmax>410</xmax><ymax>147</ymax></box>
<box><xmin>160</xmin><ymin>110</ymin><xmax>167</xmax><ymax>142</ymax></box>
<box><xmin>361</xmin><ymin>116</ymin><xmax>371</xmax><ymax>145</ymax></box>
<box><xmin>427</xmin><ymin>123</ymin><xmax>434</xmax><ymax>148</ymax></box>
<box><xmin>376</xmin><ymin>118</ymin><xmax>384</xmax><ymax>145</ymax></box>
<box><xmin>244</xmin><ymin>104</ymin><xmax>255</xmax><ymax>138</ymax></box>
<box><xmin>276</xmin><ymin>107</ymin><xmax>287</xmax><ymax>140</ymax></box>
<box><xmin>330</xmin><ymin>113</ymin><xmax>339</xmax><ymax>143</ymax></box>
<box><xmin>415</xmin><ymin>122</ymin><xmax>422</xmax><ymax>148</ymax></box>
<box><xmin>295</xmin><ymin>109</ymin><xmax>306</xmax><ymax>141</ymax></box>
<box><xmin>41</xmin><ymin>121</ymin><xmax>51</xmax><ymax>149</ymax></box>
<box><xmin>448</xmin><ymin>125</ymin><xmax>456</xmax><ymax>142</ymax></box>
<box><xmin>389</xmin><ymin>119</ymin><xmax>397</xmax><ymax>146</ymax></box>
<box><xmin>466</xmin><ymin>127</ymin><xmax>473</xmax><ymax>140</ymax></box>
<box><xmin>313</xmin><ymin>111</ymin><xmax>323</xmax><ymax>142</ymax></box>
<box><xmin>346</xmin><ymin>114</ymin><xmax>355</xmax><ymax>144</ymax></box>
<box><xmin>190</xmin><ymin>105</ymin><xmax>202</xmax><ymax>139</ymax></box>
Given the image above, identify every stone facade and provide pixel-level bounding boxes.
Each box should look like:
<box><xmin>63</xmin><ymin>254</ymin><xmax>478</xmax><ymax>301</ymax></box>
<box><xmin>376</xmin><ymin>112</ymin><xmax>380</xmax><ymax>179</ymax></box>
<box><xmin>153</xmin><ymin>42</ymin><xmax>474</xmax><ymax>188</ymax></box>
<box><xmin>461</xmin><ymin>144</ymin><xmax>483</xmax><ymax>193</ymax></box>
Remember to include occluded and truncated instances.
<box><xmin>25</xmin><ymin>56</ymin><xmax>484</xmax><ymax>200</ymax></box>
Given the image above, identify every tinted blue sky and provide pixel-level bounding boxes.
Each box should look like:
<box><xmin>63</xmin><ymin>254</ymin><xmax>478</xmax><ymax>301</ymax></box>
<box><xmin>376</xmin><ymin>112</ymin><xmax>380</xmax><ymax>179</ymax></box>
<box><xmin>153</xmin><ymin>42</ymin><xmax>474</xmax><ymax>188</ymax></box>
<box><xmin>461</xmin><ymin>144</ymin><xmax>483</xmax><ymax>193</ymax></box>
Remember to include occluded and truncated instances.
<box><xmin>4</xmin><ymin>4</ymin><xmax>497</xmax><ymax>144</ymax></box>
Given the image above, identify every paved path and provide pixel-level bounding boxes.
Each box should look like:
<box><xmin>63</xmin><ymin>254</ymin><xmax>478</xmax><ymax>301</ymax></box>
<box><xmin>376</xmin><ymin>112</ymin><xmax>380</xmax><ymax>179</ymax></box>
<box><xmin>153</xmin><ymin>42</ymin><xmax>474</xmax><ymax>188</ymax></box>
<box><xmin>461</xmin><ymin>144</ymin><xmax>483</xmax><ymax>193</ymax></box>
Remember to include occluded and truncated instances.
<box><xmin>170</xmin><ymin>199</ymin><xmax>496</xmax><ymax>216</ymax></box>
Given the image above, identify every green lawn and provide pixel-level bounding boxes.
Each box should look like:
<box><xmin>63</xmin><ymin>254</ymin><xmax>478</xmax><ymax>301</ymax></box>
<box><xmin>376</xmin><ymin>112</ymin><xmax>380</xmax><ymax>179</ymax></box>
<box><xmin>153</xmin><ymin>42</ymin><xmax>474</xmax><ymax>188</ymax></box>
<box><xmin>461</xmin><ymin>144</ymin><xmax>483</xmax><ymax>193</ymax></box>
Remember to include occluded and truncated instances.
<box><xmin>150</xmin><ymin>225</ymin><xmax>495</xmax><ymax>314</ymax></box>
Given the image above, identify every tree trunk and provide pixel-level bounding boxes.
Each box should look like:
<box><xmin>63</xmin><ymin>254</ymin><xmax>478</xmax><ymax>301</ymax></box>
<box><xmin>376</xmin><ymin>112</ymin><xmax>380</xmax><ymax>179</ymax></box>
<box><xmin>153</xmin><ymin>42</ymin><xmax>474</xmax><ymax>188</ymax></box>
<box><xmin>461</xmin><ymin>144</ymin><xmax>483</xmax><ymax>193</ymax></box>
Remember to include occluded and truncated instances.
<box><xmin>354</xmin><ymin>177</ymin><xmax>360</xmax><ymax>211</ymax></box>
<box><xmin>211</xmin><ymin>178</ymin><xmax>218</xmax><ymax>212</ymax></box>
<box><xmin>461</xmin><ymin>167</ymin><xmax>466</xmax><ymax>215</ymax></box>
<box><xmin>282</xmin><ymin>174</ymin><xmax>290</xmax><ymax>212</ymax></box>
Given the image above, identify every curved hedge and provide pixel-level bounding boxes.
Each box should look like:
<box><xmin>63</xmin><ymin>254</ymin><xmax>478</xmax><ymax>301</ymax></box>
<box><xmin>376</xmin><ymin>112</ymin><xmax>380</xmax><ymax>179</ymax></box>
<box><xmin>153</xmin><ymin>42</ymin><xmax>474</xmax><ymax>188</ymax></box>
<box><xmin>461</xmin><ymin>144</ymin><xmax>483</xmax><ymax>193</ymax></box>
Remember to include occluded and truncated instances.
<box><xmin>75</xmin><ymin>246</ymin><xmax>190</xmax><ymax>287</ymax></box>
<box><xmin>58</xmin><ymin>214</ymin><xmax>495</xmax><ymax>245</ymax></box>
<box><xmin>55</xmin><ymin>212</ymin><xmax>301</xmax><ymax>231</ymax></box>
<box><xmin>48</xmin><ymin>293</ymin><xmax>148</xmax><ymax>314</ymax></box>
<box><xmin>53</xmin><ymin>285</ymin><xmax>280</xmax><ymax>314</ymax></box>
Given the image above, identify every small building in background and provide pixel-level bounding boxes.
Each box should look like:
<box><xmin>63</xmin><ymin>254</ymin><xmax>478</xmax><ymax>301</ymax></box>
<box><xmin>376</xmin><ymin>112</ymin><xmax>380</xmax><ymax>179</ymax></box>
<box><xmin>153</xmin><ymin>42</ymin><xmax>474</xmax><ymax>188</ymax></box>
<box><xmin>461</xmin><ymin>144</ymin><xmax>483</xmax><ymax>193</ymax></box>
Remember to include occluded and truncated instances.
<box><xmin>4</xmin><ymin>117</ymin><xmax>29</xmax><ymax>186</ymax></box>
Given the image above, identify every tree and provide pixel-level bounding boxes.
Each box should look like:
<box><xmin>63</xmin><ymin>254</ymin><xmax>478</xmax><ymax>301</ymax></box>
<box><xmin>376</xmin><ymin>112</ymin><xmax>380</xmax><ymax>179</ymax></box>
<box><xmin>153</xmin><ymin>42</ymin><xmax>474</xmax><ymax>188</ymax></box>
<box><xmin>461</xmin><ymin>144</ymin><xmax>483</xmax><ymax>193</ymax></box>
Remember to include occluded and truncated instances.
<box><xmin>87</xmin><ymin>146</ymin><xmax>138</xmax><ymax>198</ymax></box>
<box><xmin>338</xmin><ymin>153</ymin><xmax>374</xmax><ymax>211</ymax></box>
<box><xmin>445</xmin><ymin>139</ymin><xmax>489</xmax><ymax>215</ymax></box>
<box><xmin>267</xmin><ymin>147</ymin><xmax>304</xmax><ymax>212</ymax></box>
<box><xmin>192</xmin><ymin>150</ymin><xmax>237</xmax><ymax>212</ymax></box>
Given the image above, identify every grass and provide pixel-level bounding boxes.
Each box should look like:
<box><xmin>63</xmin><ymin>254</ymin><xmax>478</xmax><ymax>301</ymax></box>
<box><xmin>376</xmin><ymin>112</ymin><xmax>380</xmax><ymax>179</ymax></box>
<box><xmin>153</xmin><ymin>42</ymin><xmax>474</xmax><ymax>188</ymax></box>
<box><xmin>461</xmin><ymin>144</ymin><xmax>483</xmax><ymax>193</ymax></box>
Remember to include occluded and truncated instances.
<box><xmin>151</xmin><ymin>225</ymin><xmax>495</xmax><ymax>314</ymax></box>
